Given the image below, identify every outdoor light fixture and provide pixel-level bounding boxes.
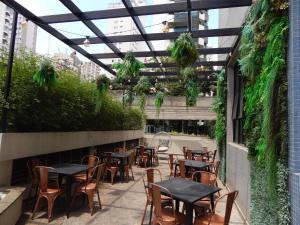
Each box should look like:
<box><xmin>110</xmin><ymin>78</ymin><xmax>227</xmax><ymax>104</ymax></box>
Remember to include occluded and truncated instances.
<box><xmin>21</xmin><ymin>18</ymin><xmax>28</xmax><ymax>28</ymax></box>
<box><xmin>83</xmin><ymin>36</ymin><xmax>90</xmax><ymax>47</ymax></box>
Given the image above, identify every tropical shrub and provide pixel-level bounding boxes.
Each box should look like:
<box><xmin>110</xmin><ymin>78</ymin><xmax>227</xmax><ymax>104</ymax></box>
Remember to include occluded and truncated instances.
<box><xmin>0</xmin><ymin>51</ymin><xmax>144</xmax><ymax>132</ymax></box>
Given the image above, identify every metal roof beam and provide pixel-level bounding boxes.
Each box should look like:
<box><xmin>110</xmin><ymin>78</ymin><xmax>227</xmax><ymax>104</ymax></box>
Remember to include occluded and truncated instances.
<box><xmin>68</xmin><ymin>28</ymin><xmax>241</xmax><ymax>44</ymax></box>
<box><xmin>108</xmin><ymin>61</ymin><xmax>226</xmax><ymax>68</ymax></box>
<box><xmin>40</xmin><ymin>0</ymin><xmax>252</xmax><ymax>23</ymax></box>
<box><xmin>92</xmin><ymin>47</ymin><xmax>232</xmax><ymax>59</ymax></box>
<box><xmin>58</xmin><ymin>0</ymin><xmax>124</xmax><ymax>60</ymax></box>
<box><xmin>121</xmin><ymin>0</ymin><xmax>165</xmax><ymax>74</ymax></box>
<box><xmin>0</xmin><ymin>0</ymin><xmax>115</xmax><ymax>75</ymax></box>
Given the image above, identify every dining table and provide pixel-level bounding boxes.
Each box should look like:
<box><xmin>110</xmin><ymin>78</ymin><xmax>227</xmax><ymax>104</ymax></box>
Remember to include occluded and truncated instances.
<box><xmin>105</xmin><ymin>150</ymin><xmax>133</xmax><ymax>182</ymax></box>
<box><xmin>135</xmin><ymin>146</ymin><xmax>156</xmax><ymax>166</ymax></box>
<box><xmin>155</xmin><ymin>178</ymin><xmax>221</xmax><ymax>225</ymax></box>
<box><xmin>49</xmin><ymin>163</ymin><xmax>92</xmax><ymax>218</ymax></box>
<box><xmin>174</xmin><ymin>159</ymin><xmax>210</xmax><ymax>176</ymax></box>
<box><xmin>188</xmin><ymin>149</ymin><xmax>210</xmax><ymax>159</ymax></box>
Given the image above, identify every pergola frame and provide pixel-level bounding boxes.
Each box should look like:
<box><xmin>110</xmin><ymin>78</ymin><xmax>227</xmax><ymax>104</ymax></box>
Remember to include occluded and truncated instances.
<box><xmin>0</xmin><ymin>0</ymin><xmax>251</xmax><ymax>78</ymax></box>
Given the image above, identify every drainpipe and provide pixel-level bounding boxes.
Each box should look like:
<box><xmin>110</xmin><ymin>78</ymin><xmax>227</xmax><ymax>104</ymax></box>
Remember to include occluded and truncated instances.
<box><xmin>288</xmin><ymin>0</ymin><xmax>300</xmax><ymax>224</ymax></box>
<box><xmin>1</xmin><ymin>10</ymin><xmax>18</xmax><ymax>132</ymax></box>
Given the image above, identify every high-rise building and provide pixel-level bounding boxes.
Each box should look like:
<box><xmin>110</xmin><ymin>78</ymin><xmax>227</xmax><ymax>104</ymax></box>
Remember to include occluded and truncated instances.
<box><xmin>81</xmin><ymin>61</ymin><xmax>101</xmax><ymax>81</ymax></box>
<box><xmin>0</xmin><ymin>2</ymin><xmax>37</xmax><ymax>52</ymax></box>
<box><xmin>152</xmin><ymin>0</ymin><xmax>208</xmax><ymax>58</ymax></box>
<box><xmin>102</xmin><ymin>0</ymin><xmax>147</xmax><ymax>78</ymax></box>
<box><xmin>52</xmin><ymin>52</ymin><xmax>82</xmax><ymax>73</ymax></box>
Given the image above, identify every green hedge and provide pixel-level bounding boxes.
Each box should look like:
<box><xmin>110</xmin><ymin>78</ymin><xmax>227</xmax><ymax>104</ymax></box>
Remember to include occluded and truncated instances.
<box><xmin>0</xmin><ymin>51</ymin><xmax>144</xmax><ymax>132</ymax></box>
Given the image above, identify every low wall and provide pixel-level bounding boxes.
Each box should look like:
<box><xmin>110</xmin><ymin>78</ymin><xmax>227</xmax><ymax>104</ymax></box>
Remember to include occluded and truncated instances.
<box><xmin>0</xmin><ymin>130</ymin><xmax>143</xmax><ymax>186</ymax></box>
<box><xmin>226</xmin><ymin>142</ymin><xmax>250</xmax><ymax>222</ymax></box>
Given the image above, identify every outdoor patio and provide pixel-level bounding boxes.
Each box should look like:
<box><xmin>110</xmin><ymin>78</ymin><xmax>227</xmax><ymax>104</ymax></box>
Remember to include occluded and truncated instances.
<box><xmin>16</xmin><ymin>137</ymin><xmax>245</xmax><ymax>225</ymax></box>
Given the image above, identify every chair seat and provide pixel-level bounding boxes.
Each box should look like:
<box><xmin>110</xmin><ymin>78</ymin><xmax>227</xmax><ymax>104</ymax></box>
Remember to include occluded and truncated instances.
<box><xmin>194</xmin><ymin>214</ymin><xmax>224</xmax><ymax>225</ymax></box>
<box><xmin>78</xmin><ymin>182</ymin><xmax>97</xmax><ymax>191</ymax></box>
<box><xmin>42</xmin><ymin>188</ymin><xmax>61</xmax><ymax>194</ymax></box>
<box><xmin>156</xmin><ymin>207</ymin><xmax>185</xmax><ymax>224</ymax></box>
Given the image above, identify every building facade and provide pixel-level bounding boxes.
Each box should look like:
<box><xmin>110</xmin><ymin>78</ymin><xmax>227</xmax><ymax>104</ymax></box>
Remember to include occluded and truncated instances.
<box><xmin>0</xmin><ymin>2</ymin><xmax>37</xmax><ymax>52</ymax></box>
<box><xmin>81</xmin><ymin>61</ymin><xmax>101</xmax><ymax>81</ymax></box>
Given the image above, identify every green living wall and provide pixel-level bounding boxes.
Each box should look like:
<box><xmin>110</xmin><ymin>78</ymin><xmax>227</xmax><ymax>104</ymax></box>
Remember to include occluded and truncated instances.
<box><xmin>0</xmin><ymin>51</ymin><xmax>144</xmax><ymax>132</ymax></box>
<box><xmin>213</xmin><ymin>70</ymin><xmax>226</xmax><ymax>182</ymax></box>
<box><xmin>239</xmin><ymin>0</ymin><xmax>290</xmax><ymax>224</ymax></box>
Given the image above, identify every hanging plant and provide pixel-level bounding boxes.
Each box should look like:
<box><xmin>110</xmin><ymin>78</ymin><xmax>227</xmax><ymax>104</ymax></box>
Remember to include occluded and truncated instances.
<box><xmin>181</xmin><ymin>66</ymin><xmax>199</xmax><ymax>107</ymax></box>
<box><xmin>124</xmin><ymin>90</ymin><xmax>134</xmax><ymax>106</ymax></box>
<box><xmin>133</xmin><ymin>76</ymin><xmax>151</xmax><ymax>111</ymax></box>
<box><xmin>168</xmin><ymin>32</ymin><xmax>198</xmax><ymax>68</ymax></box>
<box><xmin>33</xmin><ymin>59</ymin><xmax>57</xmax><ymax>90</ymax></box>
<box><xmin>95</xmin><ymin>75</ymin><xmax>111</xmax><ymax>112</ymax></box>
<box><xmin>112</xmin><ymin>52</ymin><xmax>145</xmax><ymax>81</ymax></box>
<box><xmin>112</xmin><ymin>52</ymin><xmax>144</xmax><ymax>107</ymax></box>
<box><xmin>155</xmin><ymin>91</ymin><xmax>164</xmax><ymax>118</ymax></box>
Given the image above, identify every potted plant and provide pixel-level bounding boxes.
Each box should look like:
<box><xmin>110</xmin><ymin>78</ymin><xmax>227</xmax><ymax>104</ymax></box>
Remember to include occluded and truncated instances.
<box><xmin>133</xmin><ymin>76</ymin><xmax>151</xmax><ymax>111</ymax></box>
<box><xmin>95</xmin><ymin>75</ymin><xmax>111</xmax><ymax>112</ymax></box>
<box><xmin>33</xmin><ymin>59</ymin><xmax>57</xmax><ymax>90</ymax></box>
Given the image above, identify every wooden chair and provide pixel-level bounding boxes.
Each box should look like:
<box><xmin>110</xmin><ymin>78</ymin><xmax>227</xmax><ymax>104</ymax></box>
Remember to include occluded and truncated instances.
<box><xmin>187</xmin><ymin>149</ymin><xmax>193</xmax><ymax>160</ymax></box>
<box><xmin>178</xmin><ymin>159</ymin><xmax>192</xmax><ymax>179</ymax></box>
<box><xmin>152</xmin><ymin>184</ymin><xmax>185</xmax><ymax>225</ymax></box>
<box><xmin>71</xmin><ymin>163</ymin><xmax>106</xmax><ymax>216</ymax></box>
<box><xmin>141</xmin><ymin>168</ymin><xmax>171</xmax><ymax>225</ymax></box>
<box><xmin>124</xmin><ymin>151</ymin><xmax>135</xmax><ymax>182</ymax></box>
<box><xmin>195</xmin><ymin>155</ymin><xmax>205</xmax><ymax>162</ymax></box>
<box><xmin>32</xmin><ymin>166</ymin><xmax>63</xmax><ymax>222</ymax></box>
<box><xmin>105</xmin><ymin>152</ymin><xmax>119</xmax><ymax>184</ymax></box>
<box><xmin>182</xmin><ymin>146</ymin><xmax>188</xmax><ymax>159</ymax></box>
<box><xmin>192</xmin><ymin>171</ymin><xmax>217</xmax><ymax>216</ymax></box>
<box><xmin>73</xmin><ymin>155</ymin><xmax>99</xmax><ymax>183</ymax></box>
<box><xmin>194</xmin><ymin>191</ymin><xmax>239</xmax><ymax>225</ymax></box>
<box><xmin>153</xmin><ymin>147</ymin><xmax>160</xmax><ymax>166</ymax></box>
<box><xmin>137</xmin><ymin>146</ymin><xmax>149</xmax><ymax>168</ymax></box>
<box><xmin>168</xmin><ymin>154</ymin><xmax>175</xmax><ymax>178</ymax></box>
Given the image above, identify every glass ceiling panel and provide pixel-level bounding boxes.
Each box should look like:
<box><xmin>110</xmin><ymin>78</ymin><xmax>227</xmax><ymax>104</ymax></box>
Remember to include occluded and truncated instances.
<box><xmin>72</xmin><ymin>0</ymin><xmax>125</xmax><ymax>11</ymax></box>
<box><xmin>50</xmin><ymin>22</ymin><xmax>95</xmax><ymax>39</ymax></box>
<box><xmin>78</xmin><ymin>44</ymin><xmax>114</xmax><ymax>54</ymax></box>
<box><xmin>133</xmin><ymin>0</ymin><xmax>173</xmax><ymax>6</ymax></box>
<box><xmin>15</xmin><ymin>0</ymin><xmax>71</xmax><ymax>16</ymax></box>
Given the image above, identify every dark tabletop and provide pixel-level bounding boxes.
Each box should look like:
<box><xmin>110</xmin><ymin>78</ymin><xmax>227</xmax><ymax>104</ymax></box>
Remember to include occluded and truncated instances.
<box><xmin>109</xmin><ymin>151</ymin><xmax>132</xmax><ymax>158</ymax></box>
<box><xmin>175</xmin><ymin>160</ymin><xmax>209</xmax><ymax>169</ymax></box>
<box><xmin>190</xmin><ymin>149</ymin><xmax>207</xmax><ymax>154</ymax></box>
<box><xmin>136</xmin><ymin>146</ymin><xmax>155</xmax><ymax>151</ymax></box>
<box><xmin>49</xmin><ymin>163</ymin><xmax>90</xmax><ymax>176</ymax></box>
<box><xmin>155</xmin><ymin>178</ymin><xmax>220</xmax><ymax>204</ymax></box>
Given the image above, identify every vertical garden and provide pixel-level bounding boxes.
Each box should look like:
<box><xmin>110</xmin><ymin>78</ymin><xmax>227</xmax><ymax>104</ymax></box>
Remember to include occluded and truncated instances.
<box><xmin>214</xmin><ymin>0</ymin><xmax>290</xmax><ymax>224</ymax></box>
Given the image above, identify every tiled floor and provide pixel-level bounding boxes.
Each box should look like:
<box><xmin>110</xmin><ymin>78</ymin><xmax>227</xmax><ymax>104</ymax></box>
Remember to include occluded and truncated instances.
<box><xmin>17</xmin><ymin>138</ymin><xmax>246</xmax><ymax>225</ymax></box>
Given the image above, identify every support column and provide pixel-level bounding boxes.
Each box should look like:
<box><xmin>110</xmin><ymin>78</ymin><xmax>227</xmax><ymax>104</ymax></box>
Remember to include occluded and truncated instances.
<box><xmin>288</xmin><ymin>0</ymin><xmax>300</xmax><ymax>224</ymax></box>
<box><xmin>1</xmin><ymin>10</ymin><xmax>18</xmax><ymax>132</ymax></box>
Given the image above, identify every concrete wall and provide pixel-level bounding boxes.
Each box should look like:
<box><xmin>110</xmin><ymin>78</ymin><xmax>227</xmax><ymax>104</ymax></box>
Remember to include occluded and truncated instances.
<box><xmin>111</xmin><ymin>91</ymin><xmax>216</xmax><ymax>120</ymax></box>
<box><xmin>0</xmin><ymin>130</ymin><xmax>143</xmax><ymax>186</ymax></box>
<box><xmin>226</xmin><ymin>142</ymin><xmax>250</xmax><ymax>221</ymax></box>
<box><xmin>225</xmin><ymin>46</ymin><xmax>250</xmax><ymax>223</ymax></box>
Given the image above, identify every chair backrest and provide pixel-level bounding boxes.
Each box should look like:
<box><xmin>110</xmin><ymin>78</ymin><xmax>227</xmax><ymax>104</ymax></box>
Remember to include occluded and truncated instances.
<box><xmin>195</xmin><ymin>155</ymin><xmax>204</xmax><ymax>161</ymax></box>
<box><xmin>106</xmin><ymin>152</ymin><xmax>113</xmax><ymax>167</ymax></box>
<box><xmin>182</xmin><ymin>146</ymin><xmax>187</xmax><ymax>159</ymax></box>
<box><xmin>178</xmin><ymin>160</ymin><xmax>186</xmax><ymax>178</ymax></box>
<box><xmin>139</xmin><ymin>146</ymin><xmax>145</xmax><ymax>156</ymax></box>
<box><xmin>168</xmin><ymin>154</ymin><xmax>174</xmax><ymax>171</ymax></box>
<box><xmin>36</xmin><ymin>166</ymin><xmax>58</xmax><ymax>192</ymax></box>
<box><xmin>82</xmin><ymin>155</ymin><xmax>99</xmax><ymax>177</ymax></box>
<box><xmin>91</xmin><ymin>163</ymin><xmax>106</xmax><ymax>189</ymax></box>
<box><xmin>213</xmin><ymin>160</ymin><xmax>221</xmax><ymax>178</ymax></box>
<box><xmin>142</xmin><ymin>168</ymin><xmax>162</xmax><ymax>200</ymax></box>
<box><xmin>211</xmin><ymin>150</ymin><xmax>217</xmax><ymax>163</ymax></box>
<box><xmin>186</xmin><ymin>150</ymin><xmax>193</xmax><ymax>160</ymax></box>
<box><xmin>215</xmin><ymin>191</ymin><xmax>239</xmax><ymax>225</ymax></box>
<box><xmin>152</xmin><ymin>184</ymin><xmax>175</xmax><ymax>221</ymax></box>
<box><xmin>128</xmin><ymin>151</ymin><xmax>135</xmax><ymax>168</ymax></box>
<box><xmin>194</xmin><ymin>171</ymin><xmax>216</xmax><ymax>186</ymax></box>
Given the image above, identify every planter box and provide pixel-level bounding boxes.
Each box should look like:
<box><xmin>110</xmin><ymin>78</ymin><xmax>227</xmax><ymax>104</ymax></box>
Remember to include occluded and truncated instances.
<box><xmin>0</xmin><ymin>186</ymin><xmax>25</xmax><ymax>225</ymax></box>
<box><xmin>0</xmin><ymin>130</ymin><xmax>143</xmax><ymax>162</ymax></box>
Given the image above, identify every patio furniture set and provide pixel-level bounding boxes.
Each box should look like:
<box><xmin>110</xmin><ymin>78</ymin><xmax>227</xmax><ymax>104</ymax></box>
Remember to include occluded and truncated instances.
<box><xmin>141</xmin><ymin>145</ymin><xmax>238</xmax><ymax>225</ymax></box>
<box><xmin>26</xmin><ymin>145</ymin><xmax>158</xmax><ymax>222</ymax></box>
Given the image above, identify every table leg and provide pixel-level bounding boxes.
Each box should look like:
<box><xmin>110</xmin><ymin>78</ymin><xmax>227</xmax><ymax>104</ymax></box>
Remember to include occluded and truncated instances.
<box><xmin>174</xmin><ymin>165</ymin><xmax>178</xmax><ymax>177</ymax></box>
<box><xmin>185</xmin><ymin>203</ymin><xmax>193</xmax><ymax>225</ymax></box>
<box><xmin>120</xmin><ymin>158</ymin><xmax>124</xmax><ymax>182</ymax></box>
<box><xmin>175</xmin><ymin>200</ymin><xmax>179</xmax><ymax>212</ymax></box>
<box><xmin>210</xmin><ymin>194</ymin><xmax>215</xmax><ymax>210</ymax></box>
<box><xmin>149</xmin><ymin>203</ymin><xmax>153</xmax><ymax>225</ymax></box>
<box><xmin>65</xmin><ymin>176</ymin><xmax>72</xmax><ymax>218</ymax></box>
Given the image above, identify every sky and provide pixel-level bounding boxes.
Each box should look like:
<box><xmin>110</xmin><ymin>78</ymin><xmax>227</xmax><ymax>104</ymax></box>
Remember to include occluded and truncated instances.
<box><xmin>16</xmin><ymin>0</ymin><xmax>219</xmax><ymax>62</ymax></box>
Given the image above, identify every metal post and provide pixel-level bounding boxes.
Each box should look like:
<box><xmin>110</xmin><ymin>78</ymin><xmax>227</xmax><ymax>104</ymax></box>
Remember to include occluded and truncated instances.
<box><xmin>1</xmin><ymin>10</ymin><xmax>18</xmax><ymax>132</ymax></box>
